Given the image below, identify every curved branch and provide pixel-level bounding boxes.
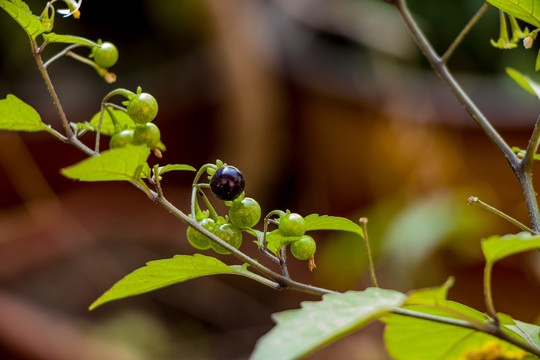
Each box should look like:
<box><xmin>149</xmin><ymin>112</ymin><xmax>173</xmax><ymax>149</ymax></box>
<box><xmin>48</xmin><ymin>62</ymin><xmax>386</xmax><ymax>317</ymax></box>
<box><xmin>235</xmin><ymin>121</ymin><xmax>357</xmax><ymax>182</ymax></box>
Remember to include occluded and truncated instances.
<box><xmin>388</xmin><ymin>0</ymin><xmax>540</xmax><ymax>232</ymax></box>
<box><xmin>391</xmin><ymin>0</ymin><xmax>517</xmax><ymax>169</ymax></box>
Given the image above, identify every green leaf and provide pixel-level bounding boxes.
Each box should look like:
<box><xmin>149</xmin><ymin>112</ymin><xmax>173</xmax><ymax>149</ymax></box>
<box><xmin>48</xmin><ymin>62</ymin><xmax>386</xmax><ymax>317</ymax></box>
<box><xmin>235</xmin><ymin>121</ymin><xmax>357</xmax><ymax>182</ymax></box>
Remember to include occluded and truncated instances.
<box><xmin>384</xmin><ymin>280</ymin><xmax>532</xmax><ymax>360</ymax></box>
<box><xmin>481</xmin><ymin>232</ymin><xmax>540</xmax><ymax>265</ymax></box>
<box><xmin>506</xmin><ymin>319</ymin><xmax>540</xmax><ymax>350</ymax></box>
<box><xmin>265</xmin><ymin>230</ymin><xmax>299</xmax><ymax>255</ymax></box>
<box><xmin>260</xmin><ymin>215</ymin><xmax>366</xmax><ymax>256</ymax></box>
<box><xmin>384</xmin><ymin>309</ymin><xmax>530</xmax><ymax>360</ymax></box>
<box><xmin>0</xmin><ymin>94</ymin><xmax>48</xmax><ymax>132</ymax></box>
<box><xmin>404</xmin><ymin>277</ymin><xmax>454</xmax><ymax>306</ymax></box>
<box><xmin>499</xmin><ymin>312</ymin><xmax>540</xmax><ymax>352</ymax></box>
<box><xmin>251</xmin><ymin>288</ymin><xmax>406</xmax><ymax>360</ymax></box>
<box><xmin>385</xmin><ymin>280</ymin><xmax>539</xmax><ymax>359</ymax></box>
<box><xmin>304</xmin><ymin>214</ymin><xmax>364</xmax><ymax>238</ymax></box>
<box><xmin>61</xmin><ymin>145</ymin><xmax>150</xmax><ymax>182</ymax></box>
<box><xmin>511</xmin><ymin>146</ymin><xmax>540</xmax><ymax>160</ymax></box>
<box><xmin>487</xmin><ymin>0</ymin><xmax>540</xmax><ymax>27</ymax></box>
<box><xmin>90</xmin><ymin>254</ymin><xmax>239</xmax><ymax>310</ymax></box>
<box><xmin>74</xmin><ymin>109</ymin><xmax>134</xmax><ymax>136</ymax></box>
<box><xmin>0</xmin><ymin>0</ymin><xmax>50</xmax><ymax>40</ymax></box>
<box><xmin>42</xmin><ymin>33</ymin><xmax>100</xmax><ymax>47</ymax></box>
<box><xmin>88</xmin><ymin>109</ymin><xmax>135</xmax><ymax>136</ymax></box>
<box><xmin>506</xmin><ymin>68</ymin><xmax>540</xmax><ymax>97</ymax></box>
<box><xmin>400</xmin><ymin>278</ymin><xmax>490</xmax><ymax>324</ymax></box>
<box><xmin>157</xmin><ymin>164</ymin><xmax>196</xmax><ymax>175</ymax></box>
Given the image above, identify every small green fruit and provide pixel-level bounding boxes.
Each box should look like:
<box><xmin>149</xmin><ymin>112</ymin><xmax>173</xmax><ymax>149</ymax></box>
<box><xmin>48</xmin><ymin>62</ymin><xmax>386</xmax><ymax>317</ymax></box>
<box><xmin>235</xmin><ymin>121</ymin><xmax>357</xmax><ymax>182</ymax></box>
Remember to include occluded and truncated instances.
<box><xmin>290</xmin><ymin>235</ymin><xmax>316</xmax><ymax>260</ymax></box>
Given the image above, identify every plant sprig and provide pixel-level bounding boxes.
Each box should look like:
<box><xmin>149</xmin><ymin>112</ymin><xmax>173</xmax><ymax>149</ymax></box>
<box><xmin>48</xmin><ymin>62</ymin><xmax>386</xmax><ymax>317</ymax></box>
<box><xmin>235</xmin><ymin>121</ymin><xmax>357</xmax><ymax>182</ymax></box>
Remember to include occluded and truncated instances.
<box><xmin>3</xmin><ymin>0</ymin><xmax>540</xmax><ymax>358</ymax></box>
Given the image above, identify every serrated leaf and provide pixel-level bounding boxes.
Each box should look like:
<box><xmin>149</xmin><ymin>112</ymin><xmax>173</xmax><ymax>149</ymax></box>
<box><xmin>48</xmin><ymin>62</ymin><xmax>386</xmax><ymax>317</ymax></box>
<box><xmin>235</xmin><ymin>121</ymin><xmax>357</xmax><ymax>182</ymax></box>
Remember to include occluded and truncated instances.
<box><xmin>90</xmin><ymin>254</ymin><xmax>239</xmax><ymax>310</ymax></box>
<box><xmin>251</xmin><ymin>288</ymin><xmax>406</xmax><ymax>360</ymax></box>
<box><xmin>385</xmin><ymin>281</ymin><xmax>535</xmax><ymax>360</ymax></box>
<box><xmin>157</xmin><ymin>164</ymin><xmax>196</xmax><ymax>175</ymax></box>
<box><xmin>506</xmin><ymin>68</ymin><xmax>540</xmax><ymax>97</ymax></box>
<box><xmin>0</xmin><ymin>94</ymin><xmax>47</xmax><ymax>132</ymax></box>
<box><xmin>304</xmin><ymin>214</ymin><xmax>364</xmax><ymax>238</ymax></box>
<box><xmin>481</xmin><ymin>232</ymin><xmax>540</xmax><ymax>265</ymax></box>
<box><xmin>42</xmin><ymin>33</ymin><xmax>99</xmax><ymax>47</ymax></box>
<box><xmin>487</xmin><ymin>0</ymin><xmax>540</xmax><ymax>27</ymax></box>
<box><xmin>0</xmin><ymin>0</ymin><xmax>50</xmax><ymax>39</ymax></box>
<box><xmin>400</xmin><ymin>278</ymin><xmax>489</xmax><ymax>324</ymax></box>
<box><xmin>384</xmin><ymin>309</ymin><xmax>530</xmax><ymax>360</ymax></box>
<box><xmin>257</xmin><ymin>215</ymin><xmax>366</xmax><ymax>256</ymax></box>
<box><xmin>61</xmin><ymin>145</ymin><xmax>150</xmax><ymax>182</ymax></box>
<box><xmin>405</xmin><ymin>277</ymin><xmax>454</xmax><ymax>305</ymax></box>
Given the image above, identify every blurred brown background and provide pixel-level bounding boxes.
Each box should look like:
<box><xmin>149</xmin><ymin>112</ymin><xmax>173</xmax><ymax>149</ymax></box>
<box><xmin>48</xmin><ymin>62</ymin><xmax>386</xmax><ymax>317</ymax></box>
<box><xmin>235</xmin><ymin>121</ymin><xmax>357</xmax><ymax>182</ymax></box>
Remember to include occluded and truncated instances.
<box><xmin>1</xmin><ymin>0</ymin><xmax>540</xmax><ymax>359</ymax></box>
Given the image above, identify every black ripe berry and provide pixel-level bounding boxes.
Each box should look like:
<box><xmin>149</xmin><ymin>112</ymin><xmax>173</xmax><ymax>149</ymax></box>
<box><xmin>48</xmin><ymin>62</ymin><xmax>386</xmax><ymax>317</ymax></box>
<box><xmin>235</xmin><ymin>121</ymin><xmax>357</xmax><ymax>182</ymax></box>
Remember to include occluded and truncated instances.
<box><xmin>210</xmin><ymin>166</ymin><xmax>245</xmax><ymax>201</ymax></box>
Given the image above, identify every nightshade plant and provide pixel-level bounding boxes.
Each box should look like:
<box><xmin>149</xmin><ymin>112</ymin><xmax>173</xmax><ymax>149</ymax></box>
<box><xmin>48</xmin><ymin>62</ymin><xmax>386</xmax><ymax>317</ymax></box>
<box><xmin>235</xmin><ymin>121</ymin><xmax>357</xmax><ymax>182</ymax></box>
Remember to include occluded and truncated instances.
<box><xmin>2</xmin><ymin>0</ymin><xmax>540</xmax><ymax>359</ymax></box>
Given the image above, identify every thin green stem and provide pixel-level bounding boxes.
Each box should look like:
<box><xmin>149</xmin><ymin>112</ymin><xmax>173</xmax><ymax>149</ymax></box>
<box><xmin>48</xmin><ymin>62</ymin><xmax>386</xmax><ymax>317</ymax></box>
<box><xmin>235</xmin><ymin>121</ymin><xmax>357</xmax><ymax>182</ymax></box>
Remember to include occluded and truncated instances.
<box><xmin>43</xmin><ymin>43</ymin><xmax>80</xmax><ymax>68</ymax></box>
<box><xmin>152</xmin><ymin>164</ymin><xmax>164</xmax><ymax>199</ymax></box>
<box><xmin>467</xmin><ymin>196</ymin><xmax>532</xmax><ymax>232</ymax></box>
<box><xmin>190</xmin><ymin>164</ymin><xmax>216</xmax><ymax>218</ymax></box>
<box><xmin>442</xmin><ymin>3</ymin><xmax>491</xmax><ymax>63</ymax></box>
<box><xmin>523</xmin><ymin>115</ymin><xmax>540</xmax><ymax>173</ymax></box>
<box><xmin>197</xmin><ymin>185</ymin><xmax>220</xmax><ymax>221</ymax></box>
<box><xmin>483</xmin><ymin>261</ymin><xmax>498</xmax><ymax>320</ymax></box>
<box><xmin>42</xmin><ymin>125</ymin><xmax>68</xmax><ymax>142</ymax></box>
<box><xmin>279</xmin><ymin>247</ymin><xmax>290</xmax><ymax>278</ymax></box>
<box><xmin>261</xmin><ymin>210</ymin><xmax>286</xmax><ymax>252</ymax></box>
<box><xmin>359</xmin><ymin>217</ymin><xmax>378</xmax><ymax>287</ymax></box>
<box><xmin>94</xmin><ymin>103</ymin><xmax>106</xmax><ymax>153</ymax></box>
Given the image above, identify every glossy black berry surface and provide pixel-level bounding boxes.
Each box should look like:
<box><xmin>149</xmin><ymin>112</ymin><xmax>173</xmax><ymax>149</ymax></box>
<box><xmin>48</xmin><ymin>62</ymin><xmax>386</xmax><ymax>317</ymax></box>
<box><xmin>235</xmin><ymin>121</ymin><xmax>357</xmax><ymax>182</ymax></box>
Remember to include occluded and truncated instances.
<box><xmin>210</xmin><ymin>166</ymin><xmax>245</xmax><ymax>201</ymax></box>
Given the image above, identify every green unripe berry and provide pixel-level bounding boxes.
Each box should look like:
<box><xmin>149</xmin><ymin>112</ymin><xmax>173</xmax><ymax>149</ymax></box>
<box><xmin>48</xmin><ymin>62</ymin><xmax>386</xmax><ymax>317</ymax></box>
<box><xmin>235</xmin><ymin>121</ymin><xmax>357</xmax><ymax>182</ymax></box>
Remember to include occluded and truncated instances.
<box><xmin>278</xmin><ymin>213</ymin><xmax>306</xmax><ymax>237</ymax></box>
<box><xmin>109</xmin><ymin>129</ymin><xmax>134</xmax><ymax>149</ymax></box>
<box><xmin>229</xmin><ymin>197</ymin><xmax>261</xmax><ymax>228</ymax></box>
<box><xmin>210</xmin><ymin>223</ymin><xmax>242</xmax><ymax>254</ymax></box>
<box><xmin>290</xmin><ymin>235</ymin><xmax>316</xmax><ymax>260</ymax></box>
<box><xmin>133</xmin><ymin>123</ymin><xmax>161</xmax><ymax>148</ymax></box>
<box><xmin>186</xmin><ymin>218</ymin><xmax>215</xmax><ymax>250</ymax></box>
<box><xmin>94</xmin><ymin>42</ymin><xmax>119</xmax><ymax>68</ymax></box>
<box><xmin>127</xmin><ymin>93</ymin><xmax>158</xmax><ymax>124</ymax></box>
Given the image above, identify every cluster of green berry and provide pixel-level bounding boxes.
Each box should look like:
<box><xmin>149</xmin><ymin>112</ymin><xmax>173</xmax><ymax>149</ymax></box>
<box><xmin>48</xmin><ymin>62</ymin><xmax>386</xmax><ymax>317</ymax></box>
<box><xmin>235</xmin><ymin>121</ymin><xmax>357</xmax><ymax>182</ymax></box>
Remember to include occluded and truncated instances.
<box><xmin>84</xmin><ymin>41</ymin><xmax>315</xmax><ymax>264</ymax></box>
<box><xmin>108</xmin><ymin>88</ymin><xmax>161</xmax><ymax>156</ymax></box>
<box><xmin>275</xmin><ymin>212</ymin><xmax>316</xmax><ymax>261</ymax></box>
<box><xmin>67</xmin><ymin>40</ymin><xmax>163</xmax><ymax>157</ymax></box>
<box><xmin>186</xmin><ymin>162</ymin><xmax>316</xmax><ymax>264</ymax></box>
<box><xmin>187</xmin><ymin>164</ymin><xmax>260</xmax><ymax>254</ymax></box>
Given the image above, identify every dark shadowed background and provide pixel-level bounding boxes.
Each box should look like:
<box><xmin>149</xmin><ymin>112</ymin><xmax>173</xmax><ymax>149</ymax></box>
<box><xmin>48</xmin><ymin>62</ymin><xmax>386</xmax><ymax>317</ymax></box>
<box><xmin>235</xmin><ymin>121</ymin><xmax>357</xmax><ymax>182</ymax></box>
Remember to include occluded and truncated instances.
<box><xmin>1</xmin><ymin>0</ymin><xmax>540</xmax><ymax>359</ymax></box>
